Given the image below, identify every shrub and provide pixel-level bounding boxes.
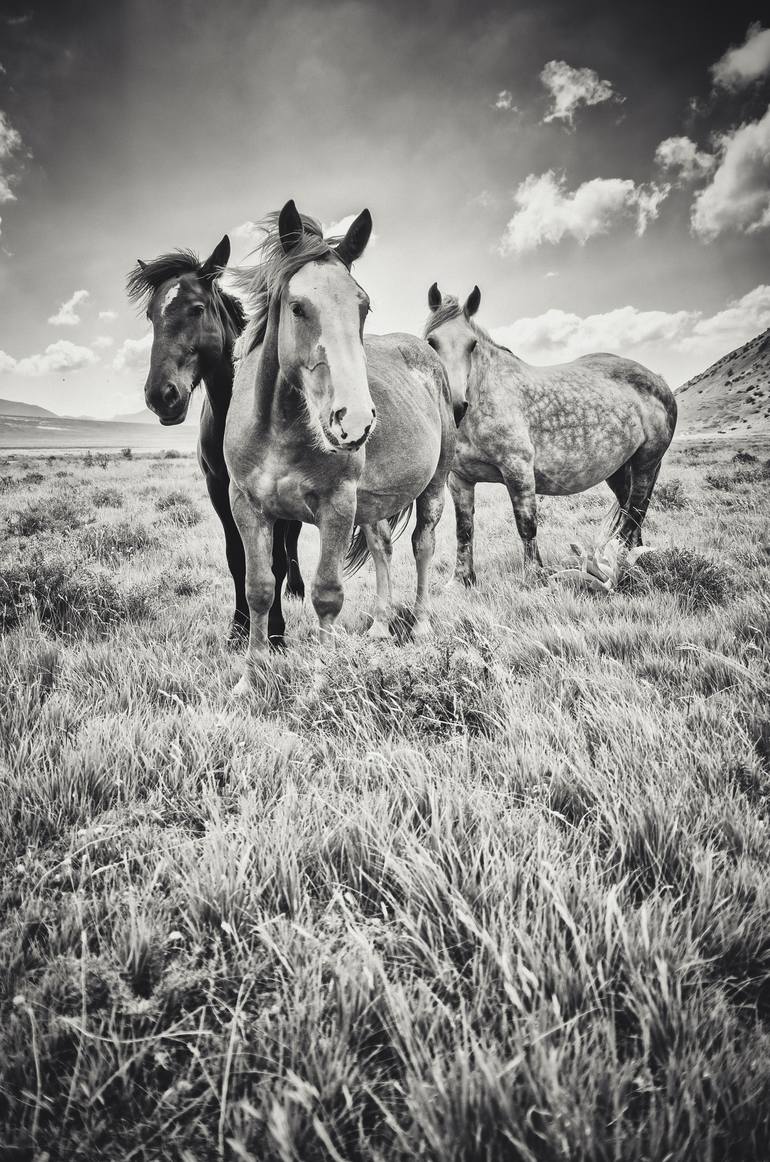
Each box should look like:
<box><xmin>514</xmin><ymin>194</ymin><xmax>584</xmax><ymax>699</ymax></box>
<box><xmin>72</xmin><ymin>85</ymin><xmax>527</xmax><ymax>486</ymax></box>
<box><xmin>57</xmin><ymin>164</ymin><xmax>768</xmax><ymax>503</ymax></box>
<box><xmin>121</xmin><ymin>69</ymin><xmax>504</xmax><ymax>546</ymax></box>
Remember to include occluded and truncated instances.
<box><xmin>155</xmin><ymin>490</ymin><xmax>201</xmax><ymax>527</ymax></box>
<box><xmin>80</xmin><ymin>520</ymin><xmax>159</xmax><ymax>562</ymax></box>
<box><xmin>6</xmin><ymin>497</ymin><xmax>86</xmax><ymax>538</ymax></box>
<box><xmin>653</xmin><ymin>478</ymin><xmax>687</xmax><ymax>510</ymax></box>
<box><xmin>83</xmin><ymin>451</ymin><xmax>109</xmax><ymax>469</ymax></box>
<box><xmin>0</xmin><ymin>554</ymin><xmax>151</xmax><ymax>633</ymax></box>
<box><xmin>163</xmin><ymin>449</ymin><xmax>182</xmax><ymax>459</ymax></box>
<box><xmin>621</xmin><ymin>548</ymin><xmax>732</xmax><ymax>611</ymax></box>
<box><xmin>705</xmin><ymin>472</ymin><xmax>732</xmax><ymax>491</ymax></box>
<box><xmin>121</xmin><ymin>447</ymin><xmax>133</xmax><ymax>460</ymax></box>
<box><xmin>92</xmin><ymin>486</ymin><xmax>124</xmax><ymax>509</ymax></box>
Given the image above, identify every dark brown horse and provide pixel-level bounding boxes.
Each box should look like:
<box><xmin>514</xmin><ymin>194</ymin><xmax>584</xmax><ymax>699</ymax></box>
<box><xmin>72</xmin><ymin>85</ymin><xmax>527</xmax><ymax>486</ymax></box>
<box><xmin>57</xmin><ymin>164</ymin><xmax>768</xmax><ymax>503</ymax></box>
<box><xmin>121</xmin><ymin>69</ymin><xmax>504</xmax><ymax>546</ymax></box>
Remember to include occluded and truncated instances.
<box><xmin>126</xmin><ymin>238</ymin><xmax>304</xmax><ymax>645</ymax></box>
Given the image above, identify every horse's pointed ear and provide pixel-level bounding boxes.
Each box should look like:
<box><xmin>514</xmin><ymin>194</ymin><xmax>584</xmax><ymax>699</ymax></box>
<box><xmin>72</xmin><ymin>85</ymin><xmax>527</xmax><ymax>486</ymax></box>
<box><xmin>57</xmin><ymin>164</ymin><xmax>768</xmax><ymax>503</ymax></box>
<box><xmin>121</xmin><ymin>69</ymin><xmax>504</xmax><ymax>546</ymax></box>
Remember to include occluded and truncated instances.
<box><xmin>428</xmin><ymin>282</ymin><xmax>442</xmax><ymax>311</ymax></box>
<box><xmin>137</xmin><ymin>259</ymin><xmax>146</xmax><ymax>270</ymax></box>
<box><xmin>199</xmin><ymin>235</ymin><xmax>231</xmax><ymax>281</ymax></box>
<box><xmin>464</xmin><ymin>285</ymin><xmax>481</xmax><ymax>317</ymax></box>
<box><xmin>279</xmin><ymin>200</ymin><xmax>304</xmax><ymax>254</ymax></box>
<box><xmin>335</xmin><ymin>209</ymin><xmax>372</xmax><ymax>267</ymax></box>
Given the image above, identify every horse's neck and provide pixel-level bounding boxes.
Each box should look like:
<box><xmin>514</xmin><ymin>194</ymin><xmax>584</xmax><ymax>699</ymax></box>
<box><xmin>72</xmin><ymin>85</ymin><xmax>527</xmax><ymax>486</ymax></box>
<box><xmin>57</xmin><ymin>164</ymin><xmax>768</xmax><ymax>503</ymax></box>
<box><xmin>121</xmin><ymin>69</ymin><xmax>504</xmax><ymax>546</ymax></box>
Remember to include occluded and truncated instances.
<box><xmin>201</xmin><ymin>353</ymin><xmax>234</xmax><ymax>419</ymax></box>
<box><xmin>251</xmin><ymin>319</ymin><xmax>306</xmax><ymax>441</ymax></box>
<box><xmin>473</xmin><ymin>338</ymin><xmax>525</xmax><ymax>399</ymax></box>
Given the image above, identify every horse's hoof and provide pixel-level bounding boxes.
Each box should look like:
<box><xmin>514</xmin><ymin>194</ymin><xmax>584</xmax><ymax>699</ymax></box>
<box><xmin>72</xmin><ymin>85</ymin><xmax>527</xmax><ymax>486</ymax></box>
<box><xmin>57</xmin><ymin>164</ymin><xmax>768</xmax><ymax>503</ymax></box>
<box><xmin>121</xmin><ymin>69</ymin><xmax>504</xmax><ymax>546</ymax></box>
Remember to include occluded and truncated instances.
<box><xmin>285</xmin><ymin>583</ymin><xmax>305</xmax><ymax>601</ymax></box>
<box><xmin>232</xmin><ymin>674</ymin><xmax>253</xmax><ymax>698</ymax></box>
<box><xmin>450</xmin><ymin>571</ymin><xmax>476</xmax><ymax>589</ymax></box>
<box><xmin>367</xmin><ymin>620</ymin><xmax>391</xmax><ymax>640</ymax></box>
<box><xmin>268</xmin><ymin>634</ymin><xmax>287</xmax><ymax>652</ymax></box>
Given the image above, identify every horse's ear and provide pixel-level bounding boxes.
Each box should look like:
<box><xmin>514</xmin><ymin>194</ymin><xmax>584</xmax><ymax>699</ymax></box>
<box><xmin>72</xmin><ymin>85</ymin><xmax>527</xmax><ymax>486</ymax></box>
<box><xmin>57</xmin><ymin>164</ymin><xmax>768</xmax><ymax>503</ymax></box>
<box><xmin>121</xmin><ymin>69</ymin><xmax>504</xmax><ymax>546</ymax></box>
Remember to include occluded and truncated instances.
<box><xmin>464</xmin><ymin>285</ymin><xmax>481</xmax><ymax>317</ymax></box>
<box><xmin>199</xmin><ymin>235</ymin><xmax>230</xmax><ymax>281</ymax></box>
<box><xmin>428</xmin><ymin>282</ymin><xmax>442</xmax><ymax>311</ymax></box>
<box><xmin>335</xmin><ymin>209</ymin><xmax>372</xmax><ymax>267</ymax></box>
<box><xmin>136</xmin><ymin>259</ymin><xmax>146</xmax><ymax>270</ymax></box>
<box><xmin>279</xmin><ymin>200</ymin><xmax>304</xmax><ymax>254</ymax></box>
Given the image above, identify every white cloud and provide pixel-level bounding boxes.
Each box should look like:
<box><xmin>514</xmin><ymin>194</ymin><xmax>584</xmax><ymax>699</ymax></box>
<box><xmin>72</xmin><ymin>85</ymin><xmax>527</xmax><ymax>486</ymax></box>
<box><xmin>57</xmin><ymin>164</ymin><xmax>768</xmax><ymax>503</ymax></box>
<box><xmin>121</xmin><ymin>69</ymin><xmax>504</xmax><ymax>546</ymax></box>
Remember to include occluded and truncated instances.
<box><xmin>690</xmin><ymin>107</ymin><xmax>770</xmax><ymax>240</ymax></box>
<box><xmin>230</xmin><ymin>220</ymin><xmax>264</xmax><ymax>256</ymax></box>
<box><xmin>0</xmin><ymin>339</ymin><xmax>100</xmax><ymax>377</ymax></box>
<box><xmin>712</xmin><ymin>23</ymin><xmax>770</xmax><ymax>90</ymax></box>
<box><xmin>540</xmin><ymin>60</ymin><xmax>619</xmax><ymax>125</ymax></box>
<box><xmin>500</xmin><ymin>171</ymin><xmax>669</xmax><ymax>254</ymax></box>
<box><xmin>48</xmin><ymin>288</ymin><xmax>89</xmax><ymax>327</ymax></box>
<box><xmin>655</xmin><ymin>135</ymin><xmax>715</xmax><ymax>183</ymax></box>
<box><xmin>92</xmin><ymin>336</ymin><xmax>114</xmax><ymax>350</ymax></box>
<box><xmin>494</xmin><ymin>90</ymin><xmax>518</xmax><ymax>111</ymax></box>
<box><xmin>490</xmin><ymin>284</ymin><xmax>770</xmax><ymax>383</ymax></box>
<box><xmin>112</xmin><ymin>332</ymin><xmax>153</xmax><ymax>372</ymax></box>
<box><xmin>98</xmin><ymin>309</ymin><xmax>118</xmax><ymax>322</ymax></box>
<box><xmin>0</xmin><ymin>110</ymin><xmax>23</xmax><ymax>207</ymax></box>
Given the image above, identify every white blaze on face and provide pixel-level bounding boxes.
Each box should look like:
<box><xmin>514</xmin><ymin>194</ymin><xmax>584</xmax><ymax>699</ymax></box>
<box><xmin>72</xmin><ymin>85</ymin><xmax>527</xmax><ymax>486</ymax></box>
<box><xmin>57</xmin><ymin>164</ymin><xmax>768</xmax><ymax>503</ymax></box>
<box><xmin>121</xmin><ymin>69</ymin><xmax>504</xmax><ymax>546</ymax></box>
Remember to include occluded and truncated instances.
<box><xmin>288</xmin><ymin>262</ymin><xmax>374</xmax><ymax>447</ymax></box>
<box><xmin>161</xmin><ymin>282</ymin><xmax>181</xmax><ymax>316</ymax></box>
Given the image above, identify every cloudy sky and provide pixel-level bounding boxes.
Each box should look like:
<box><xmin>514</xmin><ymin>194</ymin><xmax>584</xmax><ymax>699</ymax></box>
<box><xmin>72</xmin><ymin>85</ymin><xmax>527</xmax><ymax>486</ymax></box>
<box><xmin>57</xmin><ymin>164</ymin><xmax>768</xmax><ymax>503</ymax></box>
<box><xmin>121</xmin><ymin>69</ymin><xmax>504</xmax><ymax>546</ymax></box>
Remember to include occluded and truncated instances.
<box><xmin>1</xmin><ymin>0</ymin><xmax>769</xmax><ymax>418</ymax></box>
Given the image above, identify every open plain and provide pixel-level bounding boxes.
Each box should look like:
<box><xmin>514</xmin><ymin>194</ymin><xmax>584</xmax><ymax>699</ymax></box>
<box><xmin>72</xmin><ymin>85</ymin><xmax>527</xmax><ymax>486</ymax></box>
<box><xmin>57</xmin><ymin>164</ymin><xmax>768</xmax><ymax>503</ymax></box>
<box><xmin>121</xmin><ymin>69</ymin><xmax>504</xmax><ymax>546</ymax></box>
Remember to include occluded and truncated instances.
<box><xmin>1</xmin><ymin>435</ymin><xmax>769</xmax><ymax>1160</ymax></box>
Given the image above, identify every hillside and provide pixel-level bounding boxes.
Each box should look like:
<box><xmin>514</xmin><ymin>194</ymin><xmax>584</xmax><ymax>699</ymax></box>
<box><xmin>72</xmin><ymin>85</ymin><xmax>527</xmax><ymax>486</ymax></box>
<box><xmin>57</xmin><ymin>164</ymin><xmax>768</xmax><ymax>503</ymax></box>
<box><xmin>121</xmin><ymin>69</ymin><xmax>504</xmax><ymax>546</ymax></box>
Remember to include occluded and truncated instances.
<box><xmin>0</xmin><ymin>397</ymin><xmax>59</xmax><ymax>419</ymax></box>
<box><xmin>676</xmin><ymin>328</ymin><xmax>770</xmax><ymax>435</ymax></box>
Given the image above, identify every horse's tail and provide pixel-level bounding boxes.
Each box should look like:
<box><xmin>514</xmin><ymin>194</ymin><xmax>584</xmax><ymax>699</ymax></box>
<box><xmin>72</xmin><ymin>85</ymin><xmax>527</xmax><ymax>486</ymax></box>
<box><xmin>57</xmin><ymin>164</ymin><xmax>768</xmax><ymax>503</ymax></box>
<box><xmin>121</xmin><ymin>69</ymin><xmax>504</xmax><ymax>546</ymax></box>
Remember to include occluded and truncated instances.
<box><xmin>343</xmin><ymin>504</ymin><xmax>414</xmax><ymax>578</ymax></box>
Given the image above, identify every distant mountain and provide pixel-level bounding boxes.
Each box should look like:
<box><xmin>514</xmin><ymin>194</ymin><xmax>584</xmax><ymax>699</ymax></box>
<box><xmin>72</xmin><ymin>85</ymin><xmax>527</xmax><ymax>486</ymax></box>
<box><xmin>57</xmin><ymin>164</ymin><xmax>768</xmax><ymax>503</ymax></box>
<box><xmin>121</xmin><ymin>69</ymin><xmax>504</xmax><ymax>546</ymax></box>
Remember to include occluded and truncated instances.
<box><xmin>112</xmin><ymin>408</ymin><xmax>158</xmax><ymax>424</ymax></box>
<box><xmin>676</xmin><ymin>329</ymin><xmax>770</xmax><ymax>435</ymax></box>
<box><xmin>112</xmin><ymin>406</ymin><xmax>200</xmax><ymax>426</ymax></box>
<box><xmin>0</xmin><ymin>397</ymin><xmax>59</xmax><ymax>419</ymax></box>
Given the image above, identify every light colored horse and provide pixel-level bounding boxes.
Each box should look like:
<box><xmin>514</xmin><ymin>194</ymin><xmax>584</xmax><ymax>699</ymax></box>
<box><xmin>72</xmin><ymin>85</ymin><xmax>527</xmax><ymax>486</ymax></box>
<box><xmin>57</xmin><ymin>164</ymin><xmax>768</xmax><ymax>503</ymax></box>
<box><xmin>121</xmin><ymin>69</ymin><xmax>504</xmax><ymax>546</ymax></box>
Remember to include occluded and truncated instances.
<box><xmin>424</xmin><ymin>284</ymin><xmax>677</xmax><ymax>583</ymax></box>
<box><xmin>224</xmin><ymin>202</ymin><xmax>455</xmax><ymax>689</ymax></box>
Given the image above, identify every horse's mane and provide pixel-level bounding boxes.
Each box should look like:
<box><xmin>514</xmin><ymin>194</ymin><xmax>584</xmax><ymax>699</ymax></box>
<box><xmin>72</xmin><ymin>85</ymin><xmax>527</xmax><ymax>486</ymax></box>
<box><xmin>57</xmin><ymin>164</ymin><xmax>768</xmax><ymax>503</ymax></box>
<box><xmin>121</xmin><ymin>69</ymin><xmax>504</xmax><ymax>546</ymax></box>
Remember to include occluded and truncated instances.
<box><xmin>230</xmin><ymin>211</ymin><xmax>344</xmax><ymax>352</ymax></box>
<box><xmin>126</xmin><ymin>250</ymin><xmax>247</xmax><ymax>345</ymax></box>
<box><xmin>424</xmin><ymin>295</ymin><xmax>512</xmax><ymax>354</ymax></box>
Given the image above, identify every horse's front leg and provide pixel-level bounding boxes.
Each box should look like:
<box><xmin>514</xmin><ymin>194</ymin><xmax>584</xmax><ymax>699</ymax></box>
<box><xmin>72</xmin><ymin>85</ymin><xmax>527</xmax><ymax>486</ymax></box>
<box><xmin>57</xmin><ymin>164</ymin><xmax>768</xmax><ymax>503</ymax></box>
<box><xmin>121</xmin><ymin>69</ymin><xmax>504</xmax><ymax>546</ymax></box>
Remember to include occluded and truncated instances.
<box><xmin>312</xmin><ymin>489</ymin><xmax>356</xmax><ymax>644</ymax></box>
<box><xmin>412</xmin><ymin>482</ymin><xmax>445</xmax><ymax>638</ymax></box>
<box><xmin>448</xmin><ymin>471</ymin><xmax>477</xmax><ymax>586</ymax></box>
<box><xmin>230</xmin><ymin>485</ymin><xmax>276</xmax><ymax>691</ymax></box>
<box><xmin>364</xmin><ymin>521</ymin><xmax>393</xmax><ymax>639</ymax></box>
<box><xmin>503</xmin><ymin>462</ymin><xmax>543</xmax><ymax>567</ymax></box>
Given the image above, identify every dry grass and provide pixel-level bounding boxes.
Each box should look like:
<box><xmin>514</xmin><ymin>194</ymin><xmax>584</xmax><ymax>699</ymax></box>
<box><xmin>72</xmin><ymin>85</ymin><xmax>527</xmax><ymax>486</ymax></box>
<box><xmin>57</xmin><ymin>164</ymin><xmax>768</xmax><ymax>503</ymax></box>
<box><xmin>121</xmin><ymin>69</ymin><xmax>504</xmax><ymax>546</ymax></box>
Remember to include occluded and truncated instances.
<box><xmin>0</xmin><ymin>436</ymin><xmax>769</xmax><ymax>1160</ymax></box>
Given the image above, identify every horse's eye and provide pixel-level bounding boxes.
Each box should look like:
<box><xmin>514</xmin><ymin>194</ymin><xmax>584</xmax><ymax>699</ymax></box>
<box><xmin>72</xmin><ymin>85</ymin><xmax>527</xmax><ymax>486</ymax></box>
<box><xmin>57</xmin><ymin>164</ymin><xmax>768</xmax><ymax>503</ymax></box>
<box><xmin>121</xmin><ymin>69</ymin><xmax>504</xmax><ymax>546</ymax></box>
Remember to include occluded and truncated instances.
<box><xmin>426</xmin><ymin>337</ymin><xmax>437</xmax><ymax>350</ymax></box>
<box><xmin>291</xmin><ymin>302</ymin><xmax>304</xmax><ymax>318</ymax></box>
<box><xmin>191</xmin><ymin>303</ymin><xmax>205</xmax><ymax>315</ymax></box>
<box><xmin>468</xmin><ymin>339</ymin><xmax>477</xmax><ymax>353</ymax></box>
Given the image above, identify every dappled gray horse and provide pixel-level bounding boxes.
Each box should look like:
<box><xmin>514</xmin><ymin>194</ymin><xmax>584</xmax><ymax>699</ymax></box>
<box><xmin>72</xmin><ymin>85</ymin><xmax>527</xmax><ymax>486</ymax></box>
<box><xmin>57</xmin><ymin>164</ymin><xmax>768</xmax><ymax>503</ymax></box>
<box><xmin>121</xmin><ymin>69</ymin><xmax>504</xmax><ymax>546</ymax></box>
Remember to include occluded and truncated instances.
<box><xmin>224</xmin><ymin>202</ymin><xmax>455</xmax><ymax>689</ymax></box>
<box><xmin>425</xmin><ymin>284</ymin><xmax>677</xmax><ymax>583</ymax></box>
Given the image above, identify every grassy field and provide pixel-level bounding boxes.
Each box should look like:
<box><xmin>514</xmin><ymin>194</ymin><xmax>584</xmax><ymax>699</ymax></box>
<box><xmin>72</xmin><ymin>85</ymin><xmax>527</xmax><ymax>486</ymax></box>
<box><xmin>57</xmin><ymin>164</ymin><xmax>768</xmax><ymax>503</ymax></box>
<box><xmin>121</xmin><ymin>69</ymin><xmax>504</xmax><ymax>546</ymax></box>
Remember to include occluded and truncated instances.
<box><xmin>1</xmin><ymin>436</ymin><xmax>769</xmax><ymax>1161</ymax></box>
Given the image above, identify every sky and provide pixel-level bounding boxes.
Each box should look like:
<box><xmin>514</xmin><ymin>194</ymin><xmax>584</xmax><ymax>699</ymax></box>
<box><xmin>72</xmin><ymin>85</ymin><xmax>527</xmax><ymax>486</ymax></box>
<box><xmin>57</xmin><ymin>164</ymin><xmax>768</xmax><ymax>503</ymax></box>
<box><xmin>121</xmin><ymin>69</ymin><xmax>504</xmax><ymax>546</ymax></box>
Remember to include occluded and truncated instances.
<box><xmin>0</xmin><ymin>0</ymin><xmax>769</xmax><ymax>418</ymax></box>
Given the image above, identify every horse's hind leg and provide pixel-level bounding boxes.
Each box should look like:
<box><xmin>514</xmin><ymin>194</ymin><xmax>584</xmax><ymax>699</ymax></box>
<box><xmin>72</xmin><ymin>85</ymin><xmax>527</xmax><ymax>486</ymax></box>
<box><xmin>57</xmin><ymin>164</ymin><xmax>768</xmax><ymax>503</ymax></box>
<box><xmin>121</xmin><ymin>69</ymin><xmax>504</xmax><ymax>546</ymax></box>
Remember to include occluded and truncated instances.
<box><xmin>412</xmin><ymin>480</ymin><xmax>446</xmax><ymax>638</ymax></box>
<box><xmin>448</xmin><ymin>471</ymin><xmax>477</xmax><ymax>586</ymax></box>
<box><xmin>605</xmin><ymin>463</ymin><xmax>638</xmax><ymax>544</ymax></box>
<box><xmin>364</xmin><ymin>521</ymin><xmax>393</xmax><ymax>639</ymax></box>
<box><xmin>503</xmin><ymin>461</ymin><xmax>543</xmax><ymax>566</ymax></box>
<box><xmin>618</xmin><ymin>453</ymin><xmax>663</xmax><ymax>548</ymax></box>
<box><xmin>284</xmin><ymin>520</ymin><xmax>305</xmax><ymax>599</ymax></box>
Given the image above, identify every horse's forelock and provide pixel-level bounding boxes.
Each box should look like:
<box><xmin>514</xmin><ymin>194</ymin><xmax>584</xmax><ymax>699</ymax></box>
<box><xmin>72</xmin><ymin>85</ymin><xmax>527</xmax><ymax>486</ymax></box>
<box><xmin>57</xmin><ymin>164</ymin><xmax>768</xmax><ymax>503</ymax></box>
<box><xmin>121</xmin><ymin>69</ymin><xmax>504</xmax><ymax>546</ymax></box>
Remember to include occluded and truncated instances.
<box><xmin>126</xmin><ymin>250</ymin><xmax>201</xmax><ymax>308</ymax></box>
<box><xmin>126</xmin><ymin>249</ymin><xmax>246</xmax><ymax>344</ymax></box>
<box><xmin>231</xmin><ymin>209</ymin><xmax>347</xmax><ymax>353</ymax></box>
<box><xmin>424</xmin><ymin>296</ymin><xmax>463</xmax><ymax>337</ymax></box>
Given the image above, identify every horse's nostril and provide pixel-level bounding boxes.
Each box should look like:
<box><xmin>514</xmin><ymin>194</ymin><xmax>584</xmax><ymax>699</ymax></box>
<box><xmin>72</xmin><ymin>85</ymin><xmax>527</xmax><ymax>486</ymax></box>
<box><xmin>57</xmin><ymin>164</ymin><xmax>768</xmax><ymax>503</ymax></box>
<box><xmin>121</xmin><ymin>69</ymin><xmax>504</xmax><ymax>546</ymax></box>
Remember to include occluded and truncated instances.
<box><xmin>162</xmin><ymin>383</ymin><xmax>180</xmax><ymax>407</ymax></box>
<box><xmin>371</xmin><ymin>408</ymin><xmax>376</xmax><ymax>420</ymax></box>
<box><xmin>333</xmin><ymin>407</ymin><xmax>347</xmax><ymax>427</ymax></box>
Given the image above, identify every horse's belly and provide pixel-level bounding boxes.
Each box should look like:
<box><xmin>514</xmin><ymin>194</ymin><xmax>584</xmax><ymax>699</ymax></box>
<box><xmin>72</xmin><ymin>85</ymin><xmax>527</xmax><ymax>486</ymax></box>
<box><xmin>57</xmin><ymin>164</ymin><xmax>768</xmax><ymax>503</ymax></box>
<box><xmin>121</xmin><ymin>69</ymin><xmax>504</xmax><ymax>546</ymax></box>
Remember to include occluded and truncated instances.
<box><xmin>356</xmin><ymin>425</ymin><xmax>441</xmax><ymax>522</ymax></box>
<box><xmin>531</xmin><ymin>412</ymin><xmax>645</xmax><ymax>494</ymax></box>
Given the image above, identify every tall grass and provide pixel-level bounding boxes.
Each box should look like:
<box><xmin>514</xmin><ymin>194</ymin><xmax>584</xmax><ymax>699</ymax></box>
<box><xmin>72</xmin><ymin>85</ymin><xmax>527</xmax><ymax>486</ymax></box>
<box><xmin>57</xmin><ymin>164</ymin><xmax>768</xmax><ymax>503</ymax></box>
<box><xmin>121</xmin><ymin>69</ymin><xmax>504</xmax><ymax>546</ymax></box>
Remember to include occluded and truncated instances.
<box><xmin>0</xmin><ymin>439</ymin><xmax>769</xmax><ymax>1159</ymax></box>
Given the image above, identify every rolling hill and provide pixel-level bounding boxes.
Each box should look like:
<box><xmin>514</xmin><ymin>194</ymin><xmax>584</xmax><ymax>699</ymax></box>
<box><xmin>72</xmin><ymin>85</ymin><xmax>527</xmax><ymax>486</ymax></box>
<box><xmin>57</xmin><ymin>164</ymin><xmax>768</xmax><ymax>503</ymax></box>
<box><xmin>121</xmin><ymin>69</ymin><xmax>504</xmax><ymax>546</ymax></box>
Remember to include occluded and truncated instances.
<box><xmin>676</xmin><ymin>328</ymin><xmax>770</xmax><ymax>435</ymax></box>
<box><xmin>0</xmin><ymin>397</ymin><xmax>59</xmax><ymax>419</ymax></box>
